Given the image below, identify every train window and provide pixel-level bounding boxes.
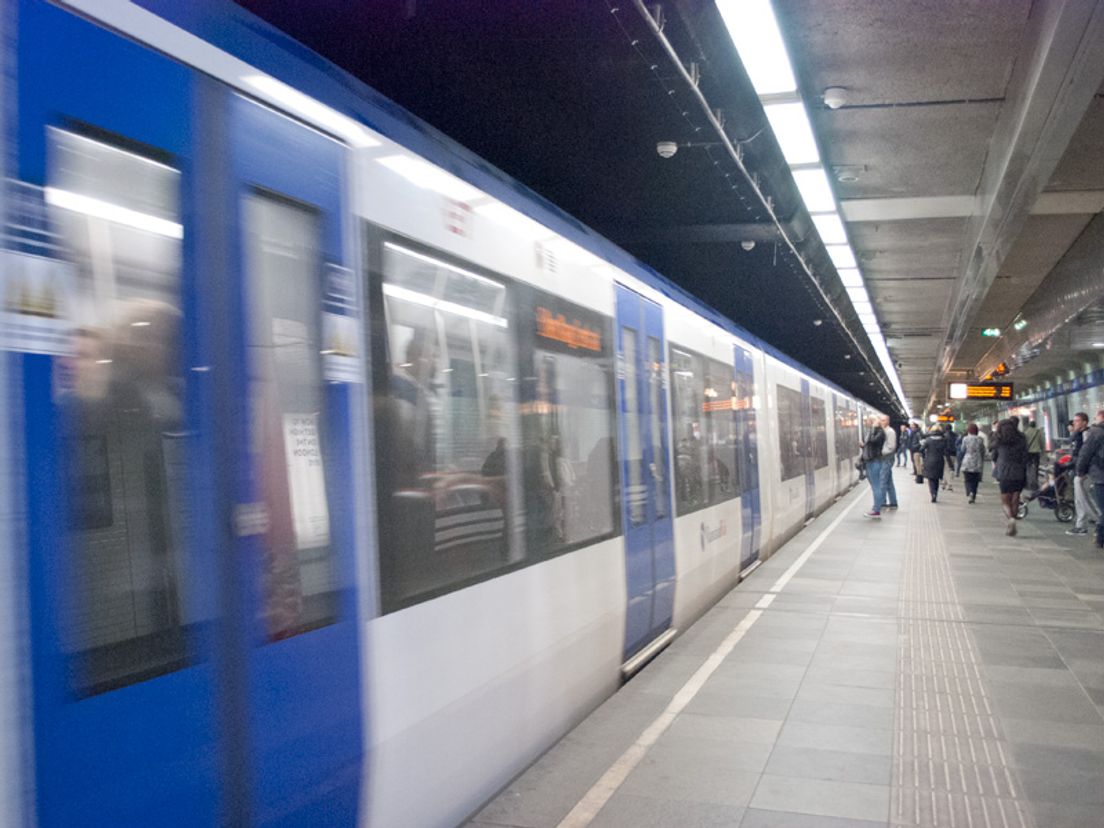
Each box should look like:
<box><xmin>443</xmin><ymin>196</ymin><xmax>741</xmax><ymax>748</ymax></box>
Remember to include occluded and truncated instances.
<box><xmin>811</xmin><ymin>397</ymin><xmax>829</xmax><ymax>469</ymax></box>
<box><xmin>670</xmin><ymin>347</ymin><xmax>738</xmax><ymax>515</ymax></box>
<box><xmin>49</xmin><ymin>127</ymin><xmax>191</xmax><ymax>694</ymax></box>
<box><xmin>733</xmin><ymin>361</ymin><xmax>757</xmax><ymax>495</ymax></box>
<box><xmin>777</xmin><ymin>384</ymin><xmax>807</xmax><ymax>482</ymax></box>
<box><xmin>834</xmin><ymin>396</ymin><xmax>858</xmax><ymax>465</ymax></box>
<box><xmin>373</xmin><ymin>241</ymin><xmax>524</xmax><ymax>612</ymax></box>
<box><xmin>243</xmin><ymin>192</ymin><xmax>338</xmax><ymax>640</ymax></box>
<box><xmin>647</xmin><ymin>337</ymin><xmax>667</xmax><ymax>519</ymax></box>
<box><xmin>517</xmin><ymin>286</ymin><xmax>618</xmax><ymax>558</ymax></box>
<box><xmin>621</xmin><ymin>328</ymin><xmax>646</xmax><ymax>527</ymax></box>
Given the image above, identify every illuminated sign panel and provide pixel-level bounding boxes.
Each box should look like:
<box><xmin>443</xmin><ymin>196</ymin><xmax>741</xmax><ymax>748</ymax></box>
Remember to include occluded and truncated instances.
<box><xmin>535</xmin><ymin>306</ymin><xmax>602</xmax><ymax>352</ymax></box>
<box><xmin>948</xmin><ymin>382</ymin><xmax>1014</xmax><ymax>401</ymax></box>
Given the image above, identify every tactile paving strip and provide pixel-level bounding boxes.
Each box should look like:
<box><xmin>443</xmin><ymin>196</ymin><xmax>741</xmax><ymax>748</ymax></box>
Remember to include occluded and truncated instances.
<box><xmin>891</xmin><ymin>504</ymin><xmax>1034</xmax><ymax>828</ymax></box>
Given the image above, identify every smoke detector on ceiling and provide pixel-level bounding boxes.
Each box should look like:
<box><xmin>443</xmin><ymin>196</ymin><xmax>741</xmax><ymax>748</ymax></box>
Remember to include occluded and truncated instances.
<box><xmin>822</xmin><ymin>87</ymin><xmax>847</xmax><ymax>109</ymax></box>
<box><xmin>833</xmin><ymin>164</ymin><xmax>866</xmax><ymax>183</ymax></box>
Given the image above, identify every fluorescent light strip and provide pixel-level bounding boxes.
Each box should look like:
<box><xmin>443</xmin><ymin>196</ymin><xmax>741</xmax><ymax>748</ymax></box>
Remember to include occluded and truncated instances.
<box><xmin>845</xmin><ymin>286</ymin><xmax>869</xmax><ymax>304</ymax></box>
<box><xmin>382</xmin><ymin>283</ymin><xmax>508</xmax><ymax>328</ymax></box>
<box><xmin>384</xmin><ymin>242</ymin><xmax>504</xmax><ymax>290</ymax></box>
<box><xmin>45</xmin><ymin>187</ymin><xmax>183</xmax><ymax>239</ymax></box>
<box><xmin>838</xmin><ymin>268</ymin><xmax>864</xmax><ymax>288</ymax></box>
<box><xmin>791</xmin><ymin>167</ymin><xmax>836</xmax><ymax>212</ymax></box>
<box><xmin>243</xmin><ymin>75</ymin><xmax>380</xmax><ymax>148</ymax></box>
<box><xmin>763</xmin><ymin>101</ymin><xmax>820</xmax><ymax>165</ymax></box>
<box><xmin>826</xmin><ymin>244</ymin><xmax>857</xmax><ymax>269</ymax></box>
<box><xmin>812</xmin><ymin>212</ymin><xmax>847</xmax><ymax>245</ymax></box>
<box><xmin>716</xmin><ymin>0</ymin><xmax>797</xmax><ymax>95</ymax></box>
<box><xmin>377</xmin><ymin>154</ymin><xmax>483</xmax><ymax>202</ymax></box>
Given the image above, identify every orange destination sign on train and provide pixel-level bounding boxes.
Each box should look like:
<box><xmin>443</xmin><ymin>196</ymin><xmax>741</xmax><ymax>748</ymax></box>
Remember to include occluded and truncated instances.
<box><xmin>536</xmin><ymin>306</ymin><xmax>601</xmax><ymax>351</ymax></box>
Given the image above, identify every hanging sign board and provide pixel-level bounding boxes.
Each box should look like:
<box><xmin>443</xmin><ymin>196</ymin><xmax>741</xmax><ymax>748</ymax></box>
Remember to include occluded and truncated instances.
<box><xmin>948</xmin><ymin>382</ymin><xmax>1014</xmax><ymax>400</ymax></box>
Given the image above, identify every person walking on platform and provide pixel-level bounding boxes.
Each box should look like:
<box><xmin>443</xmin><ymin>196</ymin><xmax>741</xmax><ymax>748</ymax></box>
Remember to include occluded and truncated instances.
<box><xmin>920</xmin><ymin>425</ymin><xmax>947</xmax><ymax>503</ymax></box>
<box><xmin>987</xmin><ymin>420</ymin><xmax>1000</xmax><ymax>477</ymax></box>
<box><xmin>880</xmin><ymin>415</ymin><xmax>899</xmax><ymax>511</ymax></box>
<box><xmin>896</xmin><ymin>424</ymin><xmax>910</xmax><ymax>467</ymax></box>
<box><xmin>941</xmin><ymin>426</ymin><xmax>957</xmax><ymax>492</ymax></box>
<box><xmin>1023</xmin><ymin>419</ymin><xmax>1043</xmax><ymax>490</ymax></box>
<box><xmin>1068</xmin><ymin>412</ymin><xmax>1100</xmax><ymax>536</ymax></box>
<box><xmin>991</xmin><ymin>418</ymin><xmax>1028</xmax><ymax>536</ymax></box>
<box><xmin>959</xmin><ymin>423</ymin><xmax>985</xmax><ymax>503</ymax></box>
<box><xmin>1076</xmin><ymin>410</ymin><xmax>1104</xmax><ymax>550</ymax></box>
<box><xmin>861</xmin><ymin>418</ymin><xmax>886</xmax><ymax>519</ymax></box>
<box><xmin>909</xmin><ymin>421</ymin><xmax>924</xmax><ymax>479</ymax></box>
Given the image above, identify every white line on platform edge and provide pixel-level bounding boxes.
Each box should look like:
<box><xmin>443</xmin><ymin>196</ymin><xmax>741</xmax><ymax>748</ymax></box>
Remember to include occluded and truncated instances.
<box><xmin>555</xmin><ymin>488</ymin><xmax>867</xmax><ymax>827</ymax></box>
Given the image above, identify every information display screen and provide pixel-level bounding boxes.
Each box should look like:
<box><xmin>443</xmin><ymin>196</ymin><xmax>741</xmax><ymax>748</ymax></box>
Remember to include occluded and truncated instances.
<box><xmin>947</xmin><ymin>382</ymin><xmax>1014</xmax><ymax>400</ymax></box>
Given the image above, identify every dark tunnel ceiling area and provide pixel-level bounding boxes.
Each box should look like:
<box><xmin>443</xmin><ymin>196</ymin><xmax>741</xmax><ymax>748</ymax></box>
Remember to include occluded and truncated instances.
<box><xmin>235</xmin><ymin>0</ymin><xmax>900</xmax><ymax>412</ymax></box>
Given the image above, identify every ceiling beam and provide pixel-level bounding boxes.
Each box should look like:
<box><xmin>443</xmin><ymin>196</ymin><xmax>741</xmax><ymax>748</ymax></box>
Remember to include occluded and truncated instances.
<box><xmin>840</xmin><ymin>190</ymin><xmax>1104</xmax><ymax>222</ymax></box>
<box><xmin>613</xmin><ymin>220</ymin><xmax>800</xmax><ymax>244</ymax></box>
<box><xmin>927</xmin><ymin>0</ymin><xmax>1104</xmax><ymax>412</ymax></box>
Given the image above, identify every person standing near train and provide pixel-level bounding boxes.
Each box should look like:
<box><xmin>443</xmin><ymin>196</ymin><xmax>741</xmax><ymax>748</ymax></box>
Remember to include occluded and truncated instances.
<box><xmin>1067</xmin><ymin>412</ymin><xmax>1100</xmax><ymax>537</ymax></box>
<box><xmin>1023</xmin><ymin>419</ymin><xmax>1043</xmax><ymax>490</ymax></box>
<box><xmin>991</xmin><ymin>418</ymin><xmax>1028</xmax><ymax>536</ymax></box>
<box><xmin>861</xmin><ymin>417</ymin><xmax>886</xmax><ymax>519</ymax></box>
<box><xmin>880</xmin><ymin>415</ymin><xmax>899</xmax><ymax>511</ymax></box>
<box><xmin>896</xmin><ymin>424</ymin><xmax>910</xmax><ymax>467</ymax></box>
<box><xmin>1076</xmin><ymin>410</ymin><xmax>1104</xmax><ymax>550</ymax></box>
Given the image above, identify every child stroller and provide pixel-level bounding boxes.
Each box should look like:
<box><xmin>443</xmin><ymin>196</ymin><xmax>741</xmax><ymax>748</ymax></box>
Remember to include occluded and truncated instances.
<box><xmin>1019</xmin><ymin>454</ymin><xmax>1075</xmax><ymax>522</ymax></box>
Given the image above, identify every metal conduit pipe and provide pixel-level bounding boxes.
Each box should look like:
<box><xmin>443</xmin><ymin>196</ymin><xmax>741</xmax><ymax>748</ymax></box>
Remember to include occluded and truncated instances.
<box><xmin>628</xmin><ymin>0</ymin><xmax>899</xmax><ymax>411</ymax></box>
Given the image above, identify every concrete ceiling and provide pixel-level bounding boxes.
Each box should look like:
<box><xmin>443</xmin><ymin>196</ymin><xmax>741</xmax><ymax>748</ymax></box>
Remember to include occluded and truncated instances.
<box><xmin>778</xmin><ymin>0</ymin><xmax>1104</xmax><ymax>413</ymax></box>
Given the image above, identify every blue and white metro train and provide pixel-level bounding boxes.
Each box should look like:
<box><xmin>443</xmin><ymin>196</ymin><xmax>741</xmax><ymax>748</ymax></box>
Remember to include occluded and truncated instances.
<box><xmin>0</xmin><ymin>2</ymin><xmax>883</xmax><ymax>826</ymax></box>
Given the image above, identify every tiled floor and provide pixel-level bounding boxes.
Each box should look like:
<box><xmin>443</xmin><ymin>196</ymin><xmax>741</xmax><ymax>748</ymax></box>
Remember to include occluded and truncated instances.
<box><xmin>469</xmin><ymin>467</ymin><xmax>1104</xmax><ymax>828</ymax></box>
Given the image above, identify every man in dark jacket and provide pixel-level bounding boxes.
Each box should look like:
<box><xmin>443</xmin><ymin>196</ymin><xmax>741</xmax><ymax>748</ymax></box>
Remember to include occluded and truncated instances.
<box><xmin>1067</xmin><ymin>412</ymin><xmax>1098</xmax><ymax>536</ymax></box>
<box><xmin>1076</xmin><ymin>410</ymin><xmax>1104</xmax><ymax>550</ymax></box>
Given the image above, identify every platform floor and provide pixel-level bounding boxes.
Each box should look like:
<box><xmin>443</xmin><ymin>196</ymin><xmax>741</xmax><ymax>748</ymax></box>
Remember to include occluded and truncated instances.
<box><xmin>470</xmin><ymin>467</ymin><xmax>1104</xmax><ymax>828</ymax></box>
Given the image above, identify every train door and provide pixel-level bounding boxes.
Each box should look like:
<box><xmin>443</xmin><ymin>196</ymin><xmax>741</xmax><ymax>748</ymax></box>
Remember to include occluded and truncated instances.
<box><xmin>16</xmin><ymin>4</ymin><xmax>223</xmax><ymax>824</ymax></box>
<box><xmin>223</xmin><ymin>93</ymin><xmax>363</xmax><ymax>824</ymax></box>
<box><xmin>615</xmin><ymin>285</ymin><xmax>675</xmax><ymax>665</ymax></box>
<box><xmin>734</xmin><ymin>347</ymin><xmax>761</xmax><ymax>573</ymax></box>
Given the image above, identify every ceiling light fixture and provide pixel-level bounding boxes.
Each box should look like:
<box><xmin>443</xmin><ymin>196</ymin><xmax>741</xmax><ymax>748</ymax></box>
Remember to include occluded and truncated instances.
<box><xmin>838</xmin><ymin>268</ymin><xmax>864</xmax><ymax>288</ymax></box>
<box><xmin>715</xmin><ymin>0</ymin><xmax>797</xmax><ymax>95</ymax></box>
<box><xmin>721</xmin><ymin>0</ymin><xmax>907</xmax><ymax>413</ymax></box>
<box><xmin>812</xmin><ymin>212</ymin><xmax>847</xmax><ymax>245</ymax></box>
<box><xmin>791</xmin><ymin>167</ymin><xmax>836</xmax><ymax>212</ymax></box>
<box><xmin>763</xmin><ymin>101</ymin><xmax>820</xmax><ymax>165</ymax></box>
<box><xmin>846</xmin><ymin>286</ymin><xmax>870</xmax><ymax>305</ymax></box>
<box><xmin>826</xmin><ymin>244</ymin><xmax>857</xmax><ymax>269</ymax></box>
